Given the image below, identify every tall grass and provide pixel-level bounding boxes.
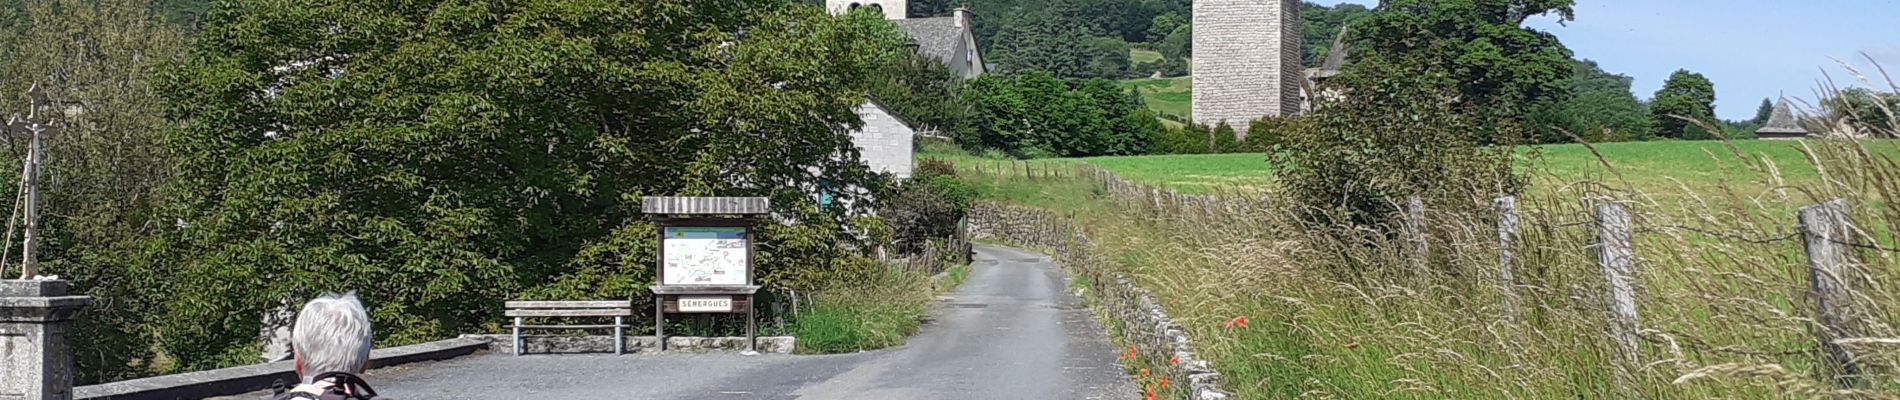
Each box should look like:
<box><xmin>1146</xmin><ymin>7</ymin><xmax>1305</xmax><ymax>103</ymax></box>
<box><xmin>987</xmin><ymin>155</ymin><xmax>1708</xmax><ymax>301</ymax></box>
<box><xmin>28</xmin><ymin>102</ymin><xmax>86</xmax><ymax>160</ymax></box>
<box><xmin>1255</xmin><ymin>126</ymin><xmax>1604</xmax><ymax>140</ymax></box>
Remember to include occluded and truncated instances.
<box><xmin>962</xmin><ymin>65</ymin><xmax>1900</xmax><ymax>398</ymax></box>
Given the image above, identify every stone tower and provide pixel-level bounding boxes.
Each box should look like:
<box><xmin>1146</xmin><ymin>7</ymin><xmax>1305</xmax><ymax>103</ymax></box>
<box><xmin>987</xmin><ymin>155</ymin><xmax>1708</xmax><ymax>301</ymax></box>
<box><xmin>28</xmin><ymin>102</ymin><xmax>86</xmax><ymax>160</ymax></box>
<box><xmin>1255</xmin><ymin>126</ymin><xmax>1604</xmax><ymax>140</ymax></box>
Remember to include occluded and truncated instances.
<box><xmin>827</xmin><ymin>0</ymin><xmax>908</xmax><ymax>20</ymax></box>
<box><xmin>1193</xmin><ymin>0</ymin><xmax>1301</xmax><ymax>134</ymax></box>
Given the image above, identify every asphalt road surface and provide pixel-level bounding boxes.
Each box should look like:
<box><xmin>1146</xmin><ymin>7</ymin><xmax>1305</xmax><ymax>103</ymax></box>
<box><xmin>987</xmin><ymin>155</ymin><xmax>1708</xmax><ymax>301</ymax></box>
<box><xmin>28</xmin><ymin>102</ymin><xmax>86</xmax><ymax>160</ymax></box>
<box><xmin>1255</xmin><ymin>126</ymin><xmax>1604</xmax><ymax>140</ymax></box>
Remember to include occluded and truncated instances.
<box><xmin>350</xmin><ymin>245</ymin><xmax>1136</xmax><ymax>400</ymax></box>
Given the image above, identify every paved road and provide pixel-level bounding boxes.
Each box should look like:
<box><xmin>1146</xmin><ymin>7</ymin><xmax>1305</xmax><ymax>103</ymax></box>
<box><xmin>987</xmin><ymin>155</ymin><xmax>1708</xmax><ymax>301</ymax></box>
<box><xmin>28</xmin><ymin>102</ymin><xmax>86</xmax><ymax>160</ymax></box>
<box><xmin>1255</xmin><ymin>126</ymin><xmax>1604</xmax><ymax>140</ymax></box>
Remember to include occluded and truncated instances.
<box><xmin>350</xmin><ymin>245</ymin><xmax>1135</xmax><ymax>400</ymax></box>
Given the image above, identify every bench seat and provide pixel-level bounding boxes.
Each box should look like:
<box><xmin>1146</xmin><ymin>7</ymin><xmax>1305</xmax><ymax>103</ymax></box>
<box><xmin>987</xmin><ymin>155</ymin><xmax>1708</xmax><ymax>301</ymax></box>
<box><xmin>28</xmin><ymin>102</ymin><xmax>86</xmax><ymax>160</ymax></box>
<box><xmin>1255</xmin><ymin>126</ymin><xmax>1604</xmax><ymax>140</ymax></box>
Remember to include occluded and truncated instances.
<box><xmin>505</xmin><ymin>300</ymin><xmax>634</xmax><ymax>355</ymax></box>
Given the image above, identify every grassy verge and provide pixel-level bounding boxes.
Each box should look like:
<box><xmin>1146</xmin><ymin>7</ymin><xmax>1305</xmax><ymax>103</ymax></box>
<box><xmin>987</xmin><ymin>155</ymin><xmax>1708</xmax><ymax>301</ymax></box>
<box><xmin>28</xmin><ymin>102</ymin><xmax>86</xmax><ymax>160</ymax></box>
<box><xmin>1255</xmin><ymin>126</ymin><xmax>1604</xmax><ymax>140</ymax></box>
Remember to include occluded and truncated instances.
<box><xmin>792</xmin><ymin>263</ymin><xmax>934</xmax><ymax>353</ymax></box>
<box><xmin>950</xmin><ymin>141</ymin><xmax>1900</xmax><ymax>398</ymax></box>
<box><xmin>936</xmin><ymin>264</ymin><xmax>971</xmax><ymax>291</ymax></box>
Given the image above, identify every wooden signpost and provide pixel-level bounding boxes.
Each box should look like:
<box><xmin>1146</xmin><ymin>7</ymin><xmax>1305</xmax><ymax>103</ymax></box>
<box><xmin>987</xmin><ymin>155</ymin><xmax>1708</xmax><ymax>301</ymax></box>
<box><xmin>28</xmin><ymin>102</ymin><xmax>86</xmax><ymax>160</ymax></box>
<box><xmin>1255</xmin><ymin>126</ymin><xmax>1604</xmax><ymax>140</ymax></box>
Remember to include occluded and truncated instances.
<box><xmin>643</xmin><ymin>196</ymin><xmax>769</xmax><ymax>352</ymax></box>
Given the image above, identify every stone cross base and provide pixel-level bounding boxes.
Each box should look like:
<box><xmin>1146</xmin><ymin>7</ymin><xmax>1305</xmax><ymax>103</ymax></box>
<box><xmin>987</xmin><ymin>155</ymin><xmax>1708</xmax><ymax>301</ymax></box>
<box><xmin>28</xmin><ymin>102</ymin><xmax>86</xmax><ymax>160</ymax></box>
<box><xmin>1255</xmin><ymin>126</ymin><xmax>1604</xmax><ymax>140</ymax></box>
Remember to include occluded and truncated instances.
<box><xmin>0</xmin><ymin>280</ymin><xmax>91</xmax><ymax>400</ymax></box>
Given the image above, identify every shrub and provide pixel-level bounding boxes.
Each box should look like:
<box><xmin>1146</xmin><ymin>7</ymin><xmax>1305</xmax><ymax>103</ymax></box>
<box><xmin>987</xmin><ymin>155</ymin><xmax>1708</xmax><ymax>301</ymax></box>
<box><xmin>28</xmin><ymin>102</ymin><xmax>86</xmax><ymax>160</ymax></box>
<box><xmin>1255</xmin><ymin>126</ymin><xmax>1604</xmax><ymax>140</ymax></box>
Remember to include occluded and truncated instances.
<box><xmin>915</xmin><ymin>157</ymin><xmax>958</xmax><ymax>179</ymax></box>
<box><xmin>1270</xmin><ymin>62</ymin><xmax>1529</xmax><ymax>233</ymax></box>
<box><xmin>881</xmin><ymin>175</ymin><xmax>976</xmax><ymax>254</ymax></box>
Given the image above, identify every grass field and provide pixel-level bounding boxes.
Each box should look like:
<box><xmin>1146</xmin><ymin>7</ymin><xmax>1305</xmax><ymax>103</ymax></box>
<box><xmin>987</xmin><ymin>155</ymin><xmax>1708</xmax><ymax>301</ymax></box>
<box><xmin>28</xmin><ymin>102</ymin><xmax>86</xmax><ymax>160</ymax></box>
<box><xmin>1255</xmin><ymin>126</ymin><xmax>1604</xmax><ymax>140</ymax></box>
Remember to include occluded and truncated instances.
<box><xmin>933</xmin><ymin>140</ymin><xmax>1882</xmax><ymax>196</ymax></box>
<box><xmin>1130</xmin><ymin>48</ymin><xmax>1163</xmax><ymax>64</ymax></box>
<box><xmin>1118</xmin><ymin>76</ymin><xmax>1191</xmax><ymax>120</ymax></box>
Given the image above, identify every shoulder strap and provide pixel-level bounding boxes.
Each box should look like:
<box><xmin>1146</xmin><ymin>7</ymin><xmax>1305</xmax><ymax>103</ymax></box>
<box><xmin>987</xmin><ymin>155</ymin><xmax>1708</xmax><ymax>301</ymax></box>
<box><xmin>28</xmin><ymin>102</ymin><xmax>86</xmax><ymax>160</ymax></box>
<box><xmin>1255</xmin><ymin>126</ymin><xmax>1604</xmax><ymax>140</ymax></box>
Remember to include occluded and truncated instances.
<box><xmin>309</xmin><ymin>372</ymin><xmax>379</xmax><ymax>400</ymax></box>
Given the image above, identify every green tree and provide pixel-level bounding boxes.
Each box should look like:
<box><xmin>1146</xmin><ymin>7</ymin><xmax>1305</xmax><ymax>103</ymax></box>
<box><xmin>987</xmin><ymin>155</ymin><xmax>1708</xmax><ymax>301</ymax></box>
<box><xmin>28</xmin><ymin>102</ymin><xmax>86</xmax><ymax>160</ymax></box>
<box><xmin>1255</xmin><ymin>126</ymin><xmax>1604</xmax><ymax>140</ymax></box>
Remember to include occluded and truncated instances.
<box><xmin>1751</xmin><ymin>98</ymin><xmax>1775</xmax><ymax>126</ymax></box>
<box><xmin>1146</xmin><ymin>12</ymin><xmax>1186</xmax><ymax>44</ymax></box>
<box><xmin>1529</xmin><ymin>59</ymin><xmax>1654</xmax><ymax>142</ymax></box>
<box><xmin>990</xmin><ymin>6</ymin><xmax>1132</xmax><ymax>79</ymax></box>
<box><xmin>962</xmin><ymin>72</ymin><xmax>1155</xmax><ymax>156</ymax></box>
<box><xmin>871</xmin><ymin>49</ymin><xmax>975</xmax><ymax>138</ymax></box>
<box><xmin>1346</xmin><ymin>0</ymin><xmax>1576</xmax><ymax>119</ymax></box>
<box><xmin>0</xmin><ymin>0</ymin><xmax>186</xmax><ymax>383</ymax></box>
<box><xmin>154</xmin><ymin>0</ymin><xmax>902</xmax><ymax>372</ymax></box>
<box><xmin>1650</xmin><ymin>69</ymin><xmax>1720</xmax><ymax>139</ymax></box>
<box><xmin>1301</xmin><ymin>2</ymin><xmax>1373</xmax><ymax>68</ymax></box>
<box><xmin>1825</xmin><ymin>88</ymin><xmax>1900</xmax><ymax>137</ymax></box>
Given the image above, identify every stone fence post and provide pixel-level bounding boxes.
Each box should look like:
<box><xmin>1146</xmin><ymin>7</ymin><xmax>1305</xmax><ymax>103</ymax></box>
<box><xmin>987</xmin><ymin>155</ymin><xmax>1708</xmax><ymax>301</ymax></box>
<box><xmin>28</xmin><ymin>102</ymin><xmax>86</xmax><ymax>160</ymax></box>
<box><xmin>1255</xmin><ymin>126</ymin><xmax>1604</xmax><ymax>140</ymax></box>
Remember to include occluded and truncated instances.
<box><xmin>0</xmin><ymin>280</ymin><xmax>92</xmax><ymax>400</ymax></box>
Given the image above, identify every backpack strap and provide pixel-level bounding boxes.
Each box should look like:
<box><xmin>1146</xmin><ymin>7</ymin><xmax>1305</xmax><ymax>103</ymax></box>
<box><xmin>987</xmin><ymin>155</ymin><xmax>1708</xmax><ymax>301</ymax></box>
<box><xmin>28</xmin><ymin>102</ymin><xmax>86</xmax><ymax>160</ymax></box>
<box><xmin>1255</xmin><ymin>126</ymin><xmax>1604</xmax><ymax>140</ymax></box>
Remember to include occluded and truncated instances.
<box><xmin>308</xmin><ymin>372</ymin><xmax>379</xmax><ymax>400</ymax></box>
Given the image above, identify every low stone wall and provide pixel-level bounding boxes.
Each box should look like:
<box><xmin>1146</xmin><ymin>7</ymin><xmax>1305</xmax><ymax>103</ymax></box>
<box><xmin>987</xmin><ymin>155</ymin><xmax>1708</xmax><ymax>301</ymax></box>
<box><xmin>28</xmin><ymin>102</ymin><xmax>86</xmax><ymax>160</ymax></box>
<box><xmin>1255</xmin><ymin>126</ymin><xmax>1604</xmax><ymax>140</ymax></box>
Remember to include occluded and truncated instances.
<box><xmin>463</xmin><ymin>334</ymin><xmax>796</xmax><ymax>355</ymax></box>
<box><xmin>75</xmin><ymin>337</ymin><xmax>489</xmax><ymax>400</ymax></box>
<box><xmin>969</xmin><ymin>202</ymin><xmax>1232</xmax><ymax>399</ymax></box>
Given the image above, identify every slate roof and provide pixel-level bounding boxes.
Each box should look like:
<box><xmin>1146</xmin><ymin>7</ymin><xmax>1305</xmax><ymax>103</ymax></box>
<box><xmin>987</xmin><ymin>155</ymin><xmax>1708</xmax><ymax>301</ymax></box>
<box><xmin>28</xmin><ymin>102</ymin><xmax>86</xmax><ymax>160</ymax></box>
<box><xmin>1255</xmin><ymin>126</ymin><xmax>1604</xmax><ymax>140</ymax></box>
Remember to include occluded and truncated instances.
<box><xmin>1757</xmin><ymin>98</ymin><xmax>1809</xmax><ymax>136</ymax></box>
<box><xmin>1305</xmin><ymin>25</ymin><xmax>1350</xmax><ymax>79</ymax></box>
<box><xmin>893</xmin><ymin>17</ymin><xmax>964</xmax><ymax>68</ymax></box>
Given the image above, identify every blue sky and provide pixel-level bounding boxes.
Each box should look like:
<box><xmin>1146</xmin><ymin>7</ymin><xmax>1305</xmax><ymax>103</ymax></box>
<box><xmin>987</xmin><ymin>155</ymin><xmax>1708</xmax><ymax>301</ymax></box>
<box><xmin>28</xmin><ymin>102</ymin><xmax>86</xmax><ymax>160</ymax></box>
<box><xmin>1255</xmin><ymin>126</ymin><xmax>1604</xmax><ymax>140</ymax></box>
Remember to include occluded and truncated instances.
<box><xmin>1313</xmin><ymin>0</ymin><xmax>1900</xmax><ymax>120</ymax></box>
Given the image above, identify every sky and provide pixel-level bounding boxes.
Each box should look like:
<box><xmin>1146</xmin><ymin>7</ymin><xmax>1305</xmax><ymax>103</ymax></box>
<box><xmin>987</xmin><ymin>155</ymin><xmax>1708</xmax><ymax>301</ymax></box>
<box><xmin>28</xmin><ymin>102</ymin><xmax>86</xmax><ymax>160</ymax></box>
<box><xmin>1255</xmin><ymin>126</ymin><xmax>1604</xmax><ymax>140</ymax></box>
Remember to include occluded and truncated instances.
<box><xmin>1313</xmin><ymin>0</ymin><xmax>1900</xmax><ymax>120</ymax></box>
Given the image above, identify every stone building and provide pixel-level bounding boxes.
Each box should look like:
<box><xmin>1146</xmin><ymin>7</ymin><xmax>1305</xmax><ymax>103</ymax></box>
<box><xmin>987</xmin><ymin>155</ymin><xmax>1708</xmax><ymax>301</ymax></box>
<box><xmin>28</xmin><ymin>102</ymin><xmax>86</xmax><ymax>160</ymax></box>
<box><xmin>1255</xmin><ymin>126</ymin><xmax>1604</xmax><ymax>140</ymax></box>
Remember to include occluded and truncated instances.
<box><xmin>850</xmin><ymin>98</ymin><xmax>918</xmax><ymax>179</ymax></box>
<box><xmin>826</xmin><ymin>1</ymin><xmax>986</xmax><ymax>178</ymax></box>
<box><xmin>1192</xmin><ymin>0</ymin><xmax>1301</xmax><ymax>135</ymax></box>
<box><xmin>1756</xmin><ymin>97</ymin><xmax>1810</xmax><ymax>140</ymax></box>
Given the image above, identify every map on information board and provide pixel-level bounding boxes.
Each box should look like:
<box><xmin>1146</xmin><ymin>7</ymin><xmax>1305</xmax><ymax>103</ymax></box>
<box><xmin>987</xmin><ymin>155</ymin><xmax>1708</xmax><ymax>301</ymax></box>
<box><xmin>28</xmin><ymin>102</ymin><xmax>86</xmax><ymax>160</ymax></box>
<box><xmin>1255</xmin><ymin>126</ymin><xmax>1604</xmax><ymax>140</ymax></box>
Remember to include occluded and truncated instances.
<box><xmin>662</xmin><ymin>227</ymin><xmax>749</xmax><ymax>285</ymax></box>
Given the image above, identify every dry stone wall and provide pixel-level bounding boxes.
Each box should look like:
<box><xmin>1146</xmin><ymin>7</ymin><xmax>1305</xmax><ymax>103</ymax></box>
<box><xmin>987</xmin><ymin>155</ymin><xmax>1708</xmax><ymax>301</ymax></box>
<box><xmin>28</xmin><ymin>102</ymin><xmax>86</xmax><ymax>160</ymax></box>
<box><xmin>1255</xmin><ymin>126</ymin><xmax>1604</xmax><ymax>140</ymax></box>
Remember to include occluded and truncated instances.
<box><xmin>969</xmin><ymin>202</ymin><xmax>1232</xmax><ymax>400</ymax></box>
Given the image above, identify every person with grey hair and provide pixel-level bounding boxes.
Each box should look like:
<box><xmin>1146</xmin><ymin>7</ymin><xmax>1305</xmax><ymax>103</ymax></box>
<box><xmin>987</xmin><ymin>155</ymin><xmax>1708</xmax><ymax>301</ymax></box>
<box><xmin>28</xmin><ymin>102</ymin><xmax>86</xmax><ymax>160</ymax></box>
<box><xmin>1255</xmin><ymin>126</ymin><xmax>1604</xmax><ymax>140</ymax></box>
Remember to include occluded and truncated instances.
<box><xmin>268</xmin><ymin>292</ymin><xmax>380</xmax><ymax>400</ymax></box>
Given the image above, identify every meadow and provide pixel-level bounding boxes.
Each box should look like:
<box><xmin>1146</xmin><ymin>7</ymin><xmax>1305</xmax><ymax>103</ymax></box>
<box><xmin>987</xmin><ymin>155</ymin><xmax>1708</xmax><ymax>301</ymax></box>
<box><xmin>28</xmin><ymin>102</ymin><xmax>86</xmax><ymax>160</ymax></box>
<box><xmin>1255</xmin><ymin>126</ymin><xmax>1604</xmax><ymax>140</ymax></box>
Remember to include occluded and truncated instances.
<box><xmin>1118</xmin><ymin>76</ymin><xmax>1192</xmax><ymax>120</ymax></box>
<box><xmin>940</xmin><ymin>139</ymin><xmax>1875</xmax><ymax>196</ymax></box>
<box><xmin>937</xmin><ymin>138</ymin><xmax>1900</xmax><ymax>398</ymax></box>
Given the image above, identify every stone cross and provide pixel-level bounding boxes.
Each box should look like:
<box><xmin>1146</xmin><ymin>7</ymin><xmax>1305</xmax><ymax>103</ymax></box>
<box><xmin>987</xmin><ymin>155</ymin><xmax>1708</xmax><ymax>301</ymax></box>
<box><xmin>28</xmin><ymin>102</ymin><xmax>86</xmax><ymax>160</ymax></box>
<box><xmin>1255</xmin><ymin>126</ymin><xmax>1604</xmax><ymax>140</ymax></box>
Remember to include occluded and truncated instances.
<box><xmin>4</xmin><ymin>84</ymin><xmax>59</xmax><ymax>280</ymax></box>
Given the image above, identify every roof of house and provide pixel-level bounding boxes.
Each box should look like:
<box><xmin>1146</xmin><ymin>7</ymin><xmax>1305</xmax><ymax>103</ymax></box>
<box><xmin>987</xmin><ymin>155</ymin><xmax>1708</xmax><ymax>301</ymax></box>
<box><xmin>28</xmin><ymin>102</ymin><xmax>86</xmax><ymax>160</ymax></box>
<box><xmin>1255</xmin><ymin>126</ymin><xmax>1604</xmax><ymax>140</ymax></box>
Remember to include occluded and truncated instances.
<box><xmin>1757</xmin><ymin>98</ymin><xmax>1809</xmax><ymax>135</ymax></box>
<box><xmin>1304</xmin><ymin>25</ymin><xmax>1350</xmax><ymax>79</ymax></box>
<box><xmin>893</xmin><ymin>17</ymin><xmax>965</xmax><ymax>68</ymax></box>
<box><xmin>863</xmin><ymin>95</ymin><xmax>918</xmax><ymax>130</ymax></box>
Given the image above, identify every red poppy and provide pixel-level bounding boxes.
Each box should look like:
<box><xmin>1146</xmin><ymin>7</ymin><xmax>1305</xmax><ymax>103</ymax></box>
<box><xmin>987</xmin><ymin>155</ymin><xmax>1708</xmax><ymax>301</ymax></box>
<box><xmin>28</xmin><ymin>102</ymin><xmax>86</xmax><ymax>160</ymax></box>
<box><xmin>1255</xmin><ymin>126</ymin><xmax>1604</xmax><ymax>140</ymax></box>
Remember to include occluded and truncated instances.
<box><xmin>1160</xmin><ymin>376</ymin><xmax>1170</xmax><ymax>389</ymax></box>
<box><xmin>1223</xmin><ymin>315</ymin><xmax>1249</xmax><ymax>329</ymax></box>
<box><xmin>1140</xmin><ymin>368</ymin><xmax>1150</xmax><ymax>377</ymax></box>
<box><xmin>1169</xmin><ymin>355</ymin><xmax>1180</xmax><ymax>365</ymax></box>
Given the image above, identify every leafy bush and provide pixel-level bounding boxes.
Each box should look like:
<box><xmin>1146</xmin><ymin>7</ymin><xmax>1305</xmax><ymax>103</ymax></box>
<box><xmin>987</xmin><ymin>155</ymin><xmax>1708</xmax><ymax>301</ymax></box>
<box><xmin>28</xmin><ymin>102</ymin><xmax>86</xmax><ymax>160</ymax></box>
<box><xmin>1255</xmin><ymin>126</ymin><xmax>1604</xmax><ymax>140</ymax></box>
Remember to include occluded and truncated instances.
<box><xmin>881</xmin><ymin>175</ymin><xmax>976</xmax><ymax>254</ymax></box>
<box><xmin>915</xmin><ymin>157</ymin><xmax>959</xmax><ymax>179</ymax></box>
<box><xmin>1270</xmin><ymin>62</ymin><xmax>1529</xmax><ymax>232</ymax></box>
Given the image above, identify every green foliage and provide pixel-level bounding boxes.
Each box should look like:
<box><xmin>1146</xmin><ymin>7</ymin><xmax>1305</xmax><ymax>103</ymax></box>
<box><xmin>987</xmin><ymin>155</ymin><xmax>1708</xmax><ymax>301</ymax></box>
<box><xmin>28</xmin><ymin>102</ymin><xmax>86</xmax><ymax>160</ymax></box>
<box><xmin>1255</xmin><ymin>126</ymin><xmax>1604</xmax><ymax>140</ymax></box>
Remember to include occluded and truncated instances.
<box><xmin>871</xmin><ymin>49</ymin><xmax>976</xmax><ymax>138</ymax></box>
<box><xmin>151</xmin><ymin>0</ymin><xmax>904</xmax><ymax>372</ymax></box>
<box><xmin>1529</xmin><ymin>59</ymin><xmax>1655</xmax><ymax>143</ymax></box>
<box><xmin>989</xmin><ymin>4</ymin><xmax>1132</xmax><ymax>79</ymax></box>
<box><xmin>1347</xmin><ymin>0</ymin><xmax>1576</xmax><ymax>120</ymax></box>
<box><xmin>1210</xmin><ymin>123</ymin><xmax>1242</xmax><ymax>154</ymax></box>
<box><xmin>1149</xmin><ymin>125</ymin><xmax>1209</xmax><ymax>155</ymax></box>
<box><xmin>0</xmin><ymin>0</ymin><xmax>186</xmax><ymax>383</ymax></box>
<box><xmin>1145</xmin><ymin>12</ymin><xmax>1186</xmax><ymax>45</ymax></box>
<box><xmin>1752</xmin><ymin>98</ymin><xmax>1776</xmax><ymax>126</ymax></box>
<box><xmin>1651</xmin><ymin>69</ymin><xmax>1721</xmax><ymax>139</ymax></box>
<box><xmin>1826</xmin><ymin>88</ymin><xmax>1900</xmax><ymax>137</ymax></box>
<box><xmin>961</xmin><ymin>72</ymin><xmax>1157</xmax><ymax>157</ymax></box>
<box><xmin>1271</xmin><ymin>62</ymin><xmax>1529</xmax><ymax>230</ymax></box>
<box><xmin>882</xmin><ymin>174</ymin><xmax>976</xmax><ymax>253</ymax></box>
<box><xmin>1300</xmin><ymin>2</ymin><xmax>1373</xmax><ymax>68</ymax></box>
<box><xmin>1243</xmin><ymin>117</ymin><xmax>1307</xmax><ymax>152</ymax></box>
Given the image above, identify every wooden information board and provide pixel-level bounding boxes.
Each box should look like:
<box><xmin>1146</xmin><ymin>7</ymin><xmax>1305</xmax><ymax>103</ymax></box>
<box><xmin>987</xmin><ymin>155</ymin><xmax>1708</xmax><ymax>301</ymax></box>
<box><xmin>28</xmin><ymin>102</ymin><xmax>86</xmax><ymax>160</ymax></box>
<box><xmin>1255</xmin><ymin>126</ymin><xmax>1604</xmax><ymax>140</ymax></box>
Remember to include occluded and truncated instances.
<box><xmin>643</xmin><ymin>196</ymin><xmax>767</xmax><ymax>352</ymax></box>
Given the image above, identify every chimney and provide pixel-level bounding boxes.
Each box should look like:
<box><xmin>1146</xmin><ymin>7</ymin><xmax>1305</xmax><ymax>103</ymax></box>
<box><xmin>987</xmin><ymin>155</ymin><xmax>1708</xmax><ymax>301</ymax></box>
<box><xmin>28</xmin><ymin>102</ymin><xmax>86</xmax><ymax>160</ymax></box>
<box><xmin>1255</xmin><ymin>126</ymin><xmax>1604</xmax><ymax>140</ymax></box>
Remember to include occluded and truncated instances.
<box><xmin>954</xmin><ymin>6</ymin><xmax>967</xmax><ymax>28</ymax></box>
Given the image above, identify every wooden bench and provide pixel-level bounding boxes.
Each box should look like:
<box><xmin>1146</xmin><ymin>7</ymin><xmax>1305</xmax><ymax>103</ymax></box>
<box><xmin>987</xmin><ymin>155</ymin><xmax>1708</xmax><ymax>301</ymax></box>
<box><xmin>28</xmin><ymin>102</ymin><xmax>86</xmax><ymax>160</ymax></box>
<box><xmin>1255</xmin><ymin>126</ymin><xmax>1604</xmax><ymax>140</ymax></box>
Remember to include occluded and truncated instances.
<box><xmin>504</xmin><ymin>300</ymin><xmax>634</xmax><ymax>355</ymax></box>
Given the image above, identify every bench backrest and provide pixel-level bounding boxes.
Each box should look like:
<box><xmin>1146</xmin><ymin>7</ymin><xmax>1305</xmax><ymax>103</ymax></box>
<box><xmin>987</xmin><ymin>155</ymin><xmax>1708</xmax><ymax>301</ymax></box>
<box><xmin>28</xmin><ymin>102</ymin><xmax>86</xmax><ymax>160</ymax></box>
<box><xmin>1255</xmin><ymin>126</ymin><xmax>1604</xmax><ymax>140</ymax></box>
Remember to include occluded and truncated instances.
<box><xmin>504</xmin><ymin>301</ymin><xmax>633</xmax><ymax>317</ymax></box>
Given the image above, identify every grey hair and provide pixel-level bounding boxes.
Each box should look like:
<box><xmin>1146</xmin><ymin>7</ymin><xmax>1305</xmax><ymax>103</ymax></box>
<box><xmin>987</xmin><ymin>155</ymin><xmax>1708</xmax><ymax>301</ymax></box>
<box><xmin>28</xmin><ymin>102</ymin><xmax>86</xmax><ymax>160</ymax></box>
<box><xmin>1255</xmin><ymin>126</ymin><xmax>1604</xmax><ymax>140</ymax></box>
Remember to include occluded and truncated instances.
<box><xmin>292</xmin><ymin>292</ymin><xmax>373</xmax><ymax>379</ymax></box>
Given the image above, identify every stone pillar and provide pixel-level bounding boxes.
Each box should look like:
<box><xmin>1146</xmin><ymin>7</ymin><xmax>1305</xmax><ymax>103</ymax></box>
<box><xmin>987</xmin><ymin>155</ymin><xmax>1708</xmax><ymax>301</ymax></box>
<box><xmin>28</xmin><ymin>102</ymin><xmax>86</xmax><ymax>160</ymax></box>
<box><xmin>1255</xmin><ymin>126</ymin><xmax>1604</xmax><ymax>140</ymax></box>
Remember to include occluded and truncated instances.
<box><xmin>0</xmin><ymin>280</ymin><xmax>92</xmax><ymax>400</ymax></box>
